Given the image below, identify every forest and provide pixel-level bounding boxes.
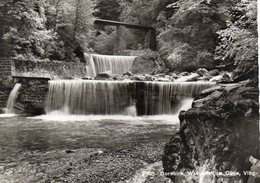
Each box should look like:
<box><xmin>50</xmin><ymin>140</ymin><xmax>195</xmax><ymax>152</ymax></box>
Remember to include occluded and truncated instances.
<box><xmin>0</xmin><ymin>0</ymin><xmax>258</xmax><ymax>183</ymax></box>
<box><xmin>0</xmin><ymin>0</ymin><xmax>256</xmax><ymax>79</ymax></box>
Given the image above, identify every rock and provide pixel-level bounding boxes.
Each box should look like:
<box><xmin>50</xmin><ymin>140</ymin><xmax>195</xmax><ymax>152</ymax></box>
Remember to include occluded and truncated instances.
<box><xmin>168</xmin><ymin>72</ymin><xmax>178</xmax><ymax>78</ymax></box>
<box><xmin>163</xmin><ymin>81</ymin><xmax>259</xmax><ymax>183</ymax></box>
<box><xmin>178</xmin><ymin>72</ymin><xmax>190</xmax><ymax>77</ymax></box>
<box><xmin>247</xmin><ymin>156</ymin><xmax>260</xmax><ymax>183</ymax></box>
<box><xmin>130</xmin><ymin>52</ymin><xmax>167</xmax><ymax>75</ymax></box>
<box><xmin>198</xmin><ymin>75</ymin><xmax>212</xmax><ymax>81</ymax></box>
<box><xmin>131</xmin><ymin>75</ymin><xmax>146</xmax><ymax>81</ymax></box>
<box><xmin>95</xmin><ymin>70</ymin><xmax>113</xmax><ymax>80</ymax></box>
<box><xmin>199</xmin><ymin>85</ymin><xmax>223</xmax><ymax>96</ymax></box>
<box><xmin>155</xmin><ymin>73</ymin><xmax>166</xmax><ymax>77</ymax></box>
<box><xmin>175</xmin><ymin>73</ymin><xmax>200</xmax><ymax>82</ymax></box>
<box><xmin>123</xmin><ymin>71</ymin><xmax>133</xmax><ymax>77</ymax></box>
<box><xmin>232</xmin><ymin>59</ymin><xmax>258</xmax><ymax>82</ymax></box>
<box><xmin>155</xmin><ymin>77</ymin><xmax>171</xmax><ymax>82</ymax></box>
<box><xmin>208</xmin><ymin>69</ymin><xmax>220</xmax><ymax>76</ymax></box>
<box><xmin>113</xmin><ymin>75</ymin><xmax>124</xmax><ymax>81</ymax></box>
<box><xmin>209</xmin><ymin>73</ymin><xmax>233</xmax><ymax>83</ymax></box>
<box><xmin>82</xmin><ymin>76</ymin><xmax>93</xmax><ymax>80</ymax></box>
<box><xmin>66</xmin><ymin>149</ymin><xmax>76</xmax><ymax>154</ymax></box>
<box><xmin>209</xmin><ymin>75</ymin><xmax>223</xmax><ymax>82</ymax></box>
<box><xmin>192</xmin><ymin>90</ymin><xmax>223</xmax><ymax>108</ymax></box>
<box><xmin>222</xmin><ymin>73</ymin><xmax>232</xmax><ymax>83</ymax></box>
<box><xmin>144</xmin><ymin>75</ymin><xmax>155</xmax><ymax>81</ymax></box>
<box><xmin>196</xmin><ymin>68</ymin><xmax>209</xmax><ymax>77</ymax></box>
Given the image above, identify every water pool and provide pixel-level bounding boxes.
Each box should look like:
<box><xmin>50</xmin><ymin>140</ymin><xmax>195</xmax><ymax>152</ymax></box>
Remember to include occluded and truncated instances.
<box><xmin>0</xmin><ymin>115</ymin><xmax>177</xmax><ymax>182</ymax></box>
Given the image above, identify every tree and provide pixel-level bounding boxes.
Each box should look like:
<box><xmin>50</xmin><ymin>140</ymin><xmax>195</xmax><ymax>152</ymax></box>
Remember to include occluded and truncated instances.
<box><xmin>94</xmin><ymin>0</ymin><xmax>122</xmax><ymax>21</ymax></box>
<box><xmin>1</xmin><ymin>0</ymin><xmax>96</xmax><ymax>62</ymax></box>
<box><xmin>215</xmin><ymin>0</ymin><xmax>257</xmax><ymax>74</ymax></box>
<box><xmin>1</xmin><ymin>0</ymin><xmax>65</xmax><ymax>60</ymax></box>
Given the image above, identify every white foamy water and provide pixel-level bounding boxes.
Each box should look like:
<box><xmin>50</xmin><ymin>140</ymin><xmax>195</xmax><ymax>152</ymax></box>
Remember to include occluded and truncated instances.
<box><xmin>45</xmin><ymin>80</ymin><xmax>214</xmax><ymax>116</ymax></box>
<box><xmin>1</xmin><ymin>83</ymin><xmax>22</xmax><ymax>117</ymax></box>
<box><xmin>33</xmin><ymin>95</ymin><xmax>194</xmax><ymax>124</ymax></box>
<box><xmin>0</xmin><ymin>113</ymin><xmax>17</xmax><ymax>118</ymax></box>
<box><xmin>86</xmin><ymin>54</ymin><xmax>136</xmax><ymax>77</ymax></box>
<box><xmin>6</xmin><ymin>83</ymin><xmax>21</xmax><ymax>114</ymax></box>
<box><xmin>31</xmin><ymin>114</ymin><xmax>180</xmax><ymax>125</ymax></box>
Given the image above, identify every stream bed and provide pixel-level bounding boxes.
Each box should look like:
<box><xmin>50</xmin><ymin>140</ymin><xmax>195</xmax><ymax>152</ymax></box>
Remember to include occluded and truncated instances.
<box><xmin>0</xmin><ymin>115</ymin><xmax>176</xmax><ymax>183</ymax></box>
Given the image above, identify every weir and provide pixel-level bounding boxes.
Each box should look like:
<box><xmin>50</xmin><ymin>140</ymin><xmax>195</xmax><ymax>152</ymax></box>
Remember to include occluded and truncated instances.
<box><xmin>86</xmin><ymin>54</ymin><xmax>136</xmax><ymax>77</ymax></box>
<box><xmin>45</xmin><ymin>80</ymin><xmax>214</xmax><ymax>116</ymax></box>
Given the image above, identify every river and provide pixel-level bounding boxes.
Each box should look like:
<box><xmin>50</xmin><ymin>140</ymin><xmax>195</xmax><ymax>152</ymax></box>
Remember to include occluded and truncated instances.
<box><xmin>0</xmin><ymin>115</ymin><xmax>176</xmax><ymax>183</ymax></box>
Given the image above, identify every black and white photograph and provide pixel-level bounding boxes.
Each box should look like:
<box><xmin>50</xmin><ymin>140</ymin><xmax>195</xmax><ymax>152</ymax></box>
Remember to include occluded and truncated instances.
<box><xmin>0</xmin><ymin>0</ymin><xmax>259</xmax><ymax>182</ymax></box>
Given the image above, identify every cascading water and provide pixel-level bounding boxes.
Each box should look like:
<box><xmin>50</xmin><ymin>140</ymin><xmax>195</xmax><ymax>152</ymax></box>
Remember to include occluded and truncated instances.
<box><xmin>45</xmin><ymin>80</ymin><xmax>214</xmax><ymax>116</ymax></box>
<box><xmin>85</xmin><ymin>54</ymin><xmax>97</xmax><ymax>77</ymax></box>
<box><xmin>143</xmin><ymin>82</ymin><xmax>213</xmax><ymax>115</ymax></box>
<box><xmin>85</xmin><ymin>54</ymin><xmax>136</xmax><ymax>77</ymax></box>
<box><xmin>5</xmin><ymin>83</ymin><xmax>21</xmax><ymax>114</ymax></box>
<box><xmin>45</xmin><ymin>80</ymin><xmax>134</xmax><ymax>115</ymax></box>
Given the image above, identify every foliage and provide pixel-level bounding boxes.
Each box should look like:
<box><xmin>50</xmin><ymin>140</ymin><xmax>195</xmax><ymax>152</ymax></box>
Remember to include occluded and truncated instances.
<box><xmin>215</xmin><ymin>0</ymin><xmax>257</xmax><ymax>67</ymax></box>
<box><xmin>94</xmin><ymin>0</ymin><xmax>122</xmax><ymax>21</ymax></box>
<box><xmin>120</xmin><ymin>0</ymin><xmax>158</xmax><ymax>25</ymax></box>
<box><xmin>1</xmin><ymin>0</ymin><xmax>64</xmax><ymax>60</ymax></box>
<box><xmin>93</xmin><ymin>29</ymin><xmax>117</xmax><ymax>55</ymax></box>
<box><xmin>1</xmin><ymin>0</ymin><xmax>95</xmax><ymax>62</ymax></box>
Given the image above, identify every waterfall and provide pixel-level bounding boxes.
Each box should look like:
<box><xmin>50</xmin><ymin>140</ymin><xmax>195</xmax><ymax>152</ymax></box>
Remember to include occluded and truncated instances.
<box><xmin>143</xmin><ymin>82</ymin><xmax>214</xmax><ymax>115</ymax></box>
<box><xmin>85</xmin><ymin>54</ymin><xmax>136</xmax><ymax>77</ymax></box>
<box><xmin>5</xmin><ymin>83</ymin><xmax>21</xmax><ymax>114</ymax></box>
<box><xmin>45</xmin><ymin>80</ymin><xmax>134</xmax><ymax>115</ymax></box>
<box><xmin>45</xmin><ymin>80</ymin><xmax>214</xmax><ymax>116</ymax></box>
<box><xmin>85</xmin><ymin>54</ymin><xmax>97</xmax><ymax>77</ymax></box>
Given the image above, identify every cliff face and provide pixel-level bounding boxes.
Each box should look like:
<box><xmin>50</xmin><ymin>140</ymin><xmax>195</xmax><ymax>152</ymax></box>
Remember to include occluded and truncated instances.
<box><xmin>162</xmin><ymin>80</ymin><xmax>259</xmax><ymax>182</ymax></box>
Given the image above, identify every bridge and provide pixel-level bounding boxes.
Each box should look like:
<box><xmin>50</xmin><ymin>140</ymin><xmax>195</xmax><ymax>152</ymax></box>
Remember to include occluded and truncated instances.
<box><xmin>94</xmin><ymin>19</ymin><xmax>156</xmax><ymax>52</ymax></box>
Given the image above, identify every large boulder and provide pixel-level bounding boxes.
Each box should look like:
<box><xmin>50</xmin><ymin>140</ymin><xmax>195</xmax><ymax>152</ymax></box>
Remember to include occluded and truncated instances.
<box><xmin>94</xmin><ymin>70</ymin><xmax>113</xmax><ymax>80</ymax></box>
<box><xmin>163</xmin><ymin>80</ymin><xmax>259</xmax><ymax>183</ymax></box>
<box><xmin>130</xmin><ymin>52</ymin><xmax>167</xmax><ymax>75</ymax></box>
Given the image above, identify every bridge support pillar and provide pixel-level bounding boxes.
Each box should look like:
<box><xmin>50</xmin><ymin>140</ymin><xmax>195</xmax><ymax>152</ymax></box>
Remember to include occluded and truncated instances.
<box><xmin>116</xmin><ymin>25</ymin><xmax>127</xmax><ymax>53</ymax></box>
<box><xmin>145</xmin><ymin>29</ymin><xmax>156</xmax><ymax>51</ymax></box>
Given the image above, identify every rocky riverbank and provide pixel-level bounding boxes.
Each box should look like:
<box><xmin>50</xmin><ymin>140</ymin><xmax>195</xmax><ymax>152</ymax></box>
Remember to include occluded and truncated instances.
<box><xmin>0</xmin><ymin>143</ymin><xmax>169</xmax><ymax>183</ymax></box>
<box><xmin>162</xmin><ymin>80</ymin><xmax>259</xmax><ymax>183</ymax></box>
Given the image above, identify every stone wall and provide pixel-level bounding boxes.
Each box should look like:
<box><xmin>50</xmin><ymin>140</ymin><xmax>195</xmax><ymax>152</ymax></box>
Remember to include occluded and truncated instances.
<box><xmin>14</xmin><ymin>77</ymin><xmax>50</xmax><ymax>115</ymax></box>
<box><xmin>0</xmin><ymin>58</ymin><xmax>13</xmax><ymax>110</ymax></box>
<box><xmin>12</xmin><ymin>59</ymin><xmax>87</xmax><ymax>79</ymax></box>
<box><xmin>0</xmin><ymin>58</ymin><xmax>87</xmax><ymax>112</ymax></box>
<box><xmin>0</xmin><ymin>59</ymin><xmax>11</xmax><ymax>79</ymax></box>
